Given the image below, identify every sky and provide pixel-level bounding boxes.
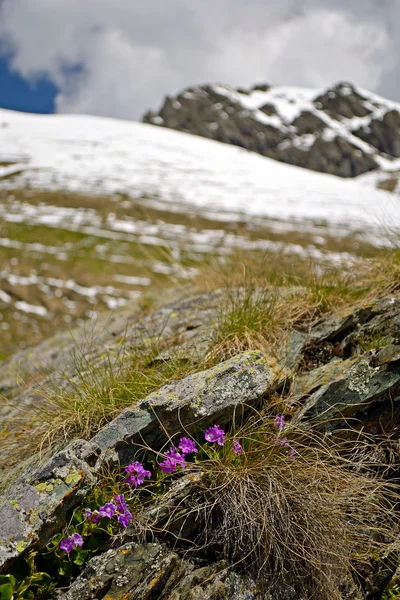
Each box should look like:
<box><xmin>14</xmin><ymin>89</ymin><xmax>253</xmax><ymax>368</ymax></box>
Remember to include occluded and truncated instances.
<box><xmin>0</xmin><ymin>0</ymin><xmax>399</xmax><ymax>121</ymax></box>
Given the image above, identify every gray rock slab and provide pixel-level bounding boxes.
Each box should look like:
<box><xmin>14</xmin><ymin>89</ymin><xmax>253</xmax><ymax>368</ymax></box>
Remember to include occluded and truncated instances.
<box><xmin>293</xmin><ymin>353</ymin><xmax>400</xmax><ymax>425</ymax></box>
<box><xmin>0</xmin><ymin>440</ymin><xmax>99</xmax><ymax>573</ymax></box>
<box><xmin>58</xmin><ymin>540</ymin><xmax>267</xmax><ymax>600</ymax></box>
<box><xmin>93</xmin><ymin>351</ymin><xmax>278</xmax><ymax>465</ymax></box>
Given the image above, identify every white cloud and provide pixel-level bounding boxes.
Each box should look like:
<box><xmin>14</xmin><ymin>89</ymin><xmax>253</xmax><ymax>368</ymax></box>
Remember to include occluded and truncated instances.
<box><xmin>55</xmin><ymin>28</ymin><xmax>183</xmax><ymax>119</ymax></box>
<box><xmin>0</xmin><ymin>0</ymin><xmax>398</xmax><ymax>119</ymax></box>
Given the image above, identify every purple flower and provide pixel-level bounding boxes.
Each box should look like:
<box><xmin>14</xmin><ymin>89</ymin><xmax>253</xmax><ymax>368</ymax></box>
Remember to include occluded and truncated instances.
<box><xmin>178</xmin><ymin>437</ymin><xmax>198</xmax><ymax>455</ymax></box>
<box><xmin>279</xmin><ymin>437</ymin><xmax>290</xmax><ymax>447</ymax></box>
<box><xmin>205</xmin><ymin>425</ymin><xmax>226</xmax><ymax>446</ymax></box>
<box><xmin>125</xmin><ymin>461</ymin><xmax>151</xmax><ymax>487</ymax></box>
<box><xmin>289</xmin><ymin>448</ymin><xmax>296</xmax><ymax>460</ymax></box>
<box><xmin>59</xmin><ymin>533</ymin><xmax>84</xmax><ymax>554</ymax></box>
<box><xmin>99</xmin><ymin>502</ymin><xmax>117</xmax><ymax>519</ymax></box>
<box><xmin>71</xmin><ymin>533</ymin><xmax>84</xmax><ymax>547</ymax></box>
<box><xmin>115</xmin><ymin>494</ymin><xmax>128</xmax><ymax>512</ymax></box>
<box><xmin>117</xmin><ymin>510</ymin><xmax>132</xmax><ymax>527</ymax></box>
<box><xmin>91</xmin><ymin>512</ymin><xmax>101</xmax><ymax>525</ymax></box>
<box><xmin>159</xmin><ymin>448</ymin><xmax>186</xmax><ymax>474</ymax></box>
<box><xmin>60</xmin><ymin>538</ymin><xmax>74</xmax><ymax>554</ymax></box>
<box><xmin>274</xmin><ymin>414</ymin><xmax>285</xmax><ymax>430</ymax></box>
<box><xmin>84</xmin><ymin>507</ymin><xmax>101</xmax><ymax>524</ymax></box>
<box><xmin>233</xmin><ymin>440</ymin><xmax>243</xmax><ymax>455</ymax></box>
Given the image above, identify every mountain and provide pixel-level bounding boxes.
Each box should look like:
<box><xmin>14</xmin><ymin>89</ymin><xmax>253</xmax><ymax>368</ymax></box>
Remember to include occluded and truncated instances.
<box><xmin>143</xmin><ymin>81</ymin><xmax>400</xmax><ymax>179</ymax></box>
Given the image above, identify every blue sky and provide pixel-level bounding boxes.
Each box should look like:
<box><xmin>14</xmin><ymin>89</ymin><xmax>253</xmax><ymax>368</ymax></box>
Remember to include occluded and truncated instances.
<box><xmin>0</xmin><ymin>56</ymin><xmax>56</xmax><ymax>113</ymax></box>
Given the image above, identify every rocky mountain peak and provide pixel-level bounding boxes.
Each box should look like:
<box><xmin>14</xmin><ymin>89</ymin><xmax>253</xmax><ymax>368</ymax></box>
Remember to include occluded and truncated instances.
<box><xmin>143</xmin><ymin>80</ymin><xmax>400</xmax><ymax>178</ymax></box>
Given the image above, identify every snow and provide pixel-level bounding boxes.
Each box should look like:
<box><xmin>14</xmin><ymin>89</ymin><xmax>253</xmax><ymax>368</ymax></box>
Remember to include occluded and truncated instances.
<box><xmin>0</xmin><ymin>290</ymin><xmax>12</xmax><ymax>304</ymax></box>
<box><xmin>14</xmin><ymin>301</ymin><xmax>48</xmax><ymax>316</ymax></box>
<box><xmin>0</xmin><ymin>107</ymin><xmax>399</xmax><ymax>244</ymax></box>
<box><xmin>213</xmin><ymin>84</ymin><xmax>316</xmax><ymax>123</ymax></box>
<box><xmin>113</xmin><ymin>274</ymin><xmax>151</xmax><ymax>286</ymax></box>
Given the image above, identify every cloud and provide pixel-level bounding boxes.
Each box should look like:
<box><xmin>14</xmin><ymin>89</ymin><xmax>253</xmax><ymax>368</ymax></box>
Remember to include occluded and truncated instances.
<box><xmin>0</xmin><ymin>0</ymin><xmax>398</xmax><ymax>119</ymax></box>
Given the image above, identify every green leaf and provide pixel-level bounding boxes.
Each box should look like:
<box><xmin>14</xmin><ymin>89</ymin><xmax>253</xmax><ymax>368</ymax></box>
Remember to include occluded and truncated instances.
<box><xmin>72</xmin><ymin>510</ymin><xmax>83</xmax><ymax>525</ymax></box>
<box><xmin>47</xmin><ymin>533</ymin><xmax>63</xmax><ymax>549</ymax></box>
<box><xmin>72</xmin><ymin>550</ymin><xmax>89</xmax><ymax>567</ymax></box>
<box><xmin>30</xmin><ymin>572</ymin><xmax>52</xmax><ymax>587</ymax></box>
<box><xmin>57</xmin><ymin>561</ymin><xmax>72</xmax><ymax>578</ymax></box>
<box><xmin>0</xmin><ymin>583</ymin><xmax>13</xmax><ymax>600</ymax></box>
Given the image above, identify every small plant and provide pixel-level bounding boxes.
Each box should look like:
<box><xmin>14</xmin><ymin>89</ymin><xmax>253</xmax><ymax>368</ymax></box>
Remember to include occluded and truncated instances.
<box><xmin>383</xmin><ymin>583</ymin><xmax>400</xmax><ymax>600</ymax></box>
<box><xmin>0</xmin><ymin>553</ymin><xmax>53</xmax><ymax>600</ymax></box>
<box><xmin>211</xmin><ymin>284</ymin><xmax>312</xmax><ymax>361</ymax></box>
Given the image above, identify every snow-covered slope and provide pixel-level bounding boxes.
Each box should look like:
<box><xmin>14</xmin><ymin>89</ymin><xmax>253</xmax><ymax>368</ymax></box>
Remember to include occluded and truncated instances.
<box><xmin>0</xmin><ymin>107</ymin><xmax>399</xmax><ymax>241</ymax></box>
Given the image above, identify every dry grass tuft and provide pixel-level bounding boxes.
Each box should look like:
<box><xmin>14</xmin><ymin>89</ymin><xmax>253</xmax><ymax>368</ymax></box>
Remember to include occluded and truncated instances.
<box><xmin>1</xmin><ymin>336</ymin><xmax>201</xmax><ymax>483</ymax></box>
<box><xmin>189</xmin><ymin>412</ymin><xmax>398</xmax><ymax>599</ymax></box>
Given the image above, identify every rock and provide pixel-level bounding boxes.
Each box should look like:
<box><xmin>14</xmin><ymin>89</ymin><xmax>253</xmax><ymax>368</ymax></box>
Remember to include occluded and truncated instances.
<box><xmin>279</xmin><ymin>135</ymin><xmax>378</xmax><ymax>177</ymax></box>
<box><xmin>0</xmin><ymin>440</ymin><xmax>99</xmax><ymax>572</ymax></box>
<box><xmin>141</xmin><ymin>471</ymin><xmax>203</xmax><ymax>540</ymax></box>
<box><xmin>0</xmin><ymin>289</ymin><xmax>224</xmax><ymax>487</ymax></box>
<box><xmin>0</xmin><ymin>348</ymin><xmax>277</xmax><ymax>574</ymax></box>
<box><xmin>308</xmin><ymin>303</ymin><xmax>379</xmax><ymax>344</ymax></box>
<box><xmin>278</xmin><ymin>331</ymin><xmax>308</xmax><ymax>371</ymax></box>
<box><xmin>353</xmin><ymin>110</ymin><xmax>400</xmax><ymax>158</ymax></box>
<box><xmin>373</xmin><ymin>344</ymin><xmax>400</xmax><ymax>366</ymax></box>
<box><xmin>313</xmin><ymin>82</ymin><xmax>373</xmax><ymax>119</ymax></box>
<box><xmin>57</xmin><ymin>541</ymin><xmax>264</xmax><ymax>600</ymax></box>
<box><xmin>293</xmin><ymin>352</ymin><xmax>400</xmax><ymax>427</ymax></box>
<box><xmin>293</xmin><ymin>356</ymin><xmax>359</xmax><ymax>399</ymax></box>
<box><xmin>290</xmin><ymin>111</ymin><xmax>326</xmax><ymax>135</ymax></box>
<box><xmin>93</xmin><ymin>350</ymin><xmax>278</xmax><ymax>465</ymax></box>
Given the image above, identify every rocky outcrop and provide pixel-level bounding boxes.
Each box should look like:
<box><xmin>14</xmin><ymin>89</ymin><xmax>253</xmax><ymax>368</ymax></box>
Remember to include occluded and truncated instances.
<box><xmin>0</xmin><ymin>350</ymin><xmax>278</xmax><ymax>572</ymax></box>
<box><xmin>353</xmin><ymin>109</ymin><xmax>400</xmax><ymax>158</ymax></box>
<box><xmin>58</xmin><ymin>542</ymin><xmax>265</xmax><ymax>600</ymax></box>
<box><xmin>1</xmin><ymin>287</ymin><xmax>400</xmax><ymax>598</ymax></box>
<box><xmin>143</xmin><ymin>81</ymin><xmax>400</xmax><ymax>178</ymax></box>
<box><xmin>313</xmin><ymin>82</ymin><xmax>373</xmax><ymax>119</ymax></box>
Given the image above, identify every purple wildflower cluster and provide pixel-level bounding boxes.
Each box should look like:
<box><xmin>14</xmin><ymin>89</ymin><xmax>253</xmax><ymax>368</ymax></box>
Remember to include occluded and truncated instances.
<box><xmin>274</xmin><ymin>414</ymin><xmax>296</xmax><ymax>460</ymax></box>
<box><xmin>84</xmin><ymin>493</ymin><xmax>132</xmax><ymax>528</ymax></box>
<box><xmin>205</xmin><ymin>424</ymin><xmax>243</xmax><ymax>454</ymax></box>
<box><xmin>159</xmin><ymin>437</ymin><xmax>199</xmax><ymax>474</ymax></box>
<box><xmin>59</xmin><ymin>428</ymin><xmax>247</xmax><ymax>555</ymax></box>
<box><xmin>205</xmin><ymin>424</ymin><xmax>226</xmax><ymax>445</ymax></box>
<box><xmin>233</xmin><ymin>439</ymin><xmax>243</xmax><ymax>455</ymax></box>
<box><xmin>125</xmin><ymin>461</ymin><xmax>152</xmax><ymax>487</ymax></box>
<box><xmin>59</xmin><ymin>533</ymin><xmax>83</xmax><ymax>554</ymax></box>
<box><xmin>178</xmin><ymin>437</ymin><xmax>198</xmax><ymax>454</ymax></box>
<box><xmin>158</xmin><ymin>428</ymin><xmax>244</xmax><ymax>473</ymax></box>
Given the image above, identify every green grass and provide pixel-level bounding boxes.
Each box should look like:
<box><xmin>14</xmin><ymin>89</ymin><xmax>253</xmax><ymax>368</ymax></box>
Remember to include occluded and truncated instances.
<box><xmin>3</xmin><ymin>244</ymin><xmax>400</xmax><ymax>478</ymax></box>
<box><xmin>1</xmin><ymin>186</ymin><xmax>400</xmax><ymax>491</ymax></box>
<box><xmin>0</xmin><ymin>187</ymin><xmax>394</xmax><ymax>359</ymax></box>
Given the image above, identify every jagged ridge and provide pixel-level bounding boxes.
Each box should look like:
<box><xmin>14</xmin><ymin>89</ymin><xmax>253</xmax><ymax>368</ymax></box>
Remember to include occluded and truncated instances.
<box><xmin>143</xmin><ymin>81</ymin><xmax>400</xmax><ymax>178</ymax></box>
